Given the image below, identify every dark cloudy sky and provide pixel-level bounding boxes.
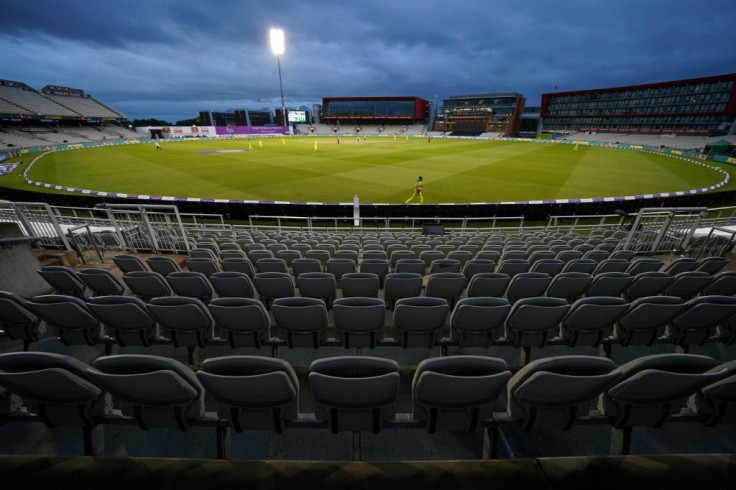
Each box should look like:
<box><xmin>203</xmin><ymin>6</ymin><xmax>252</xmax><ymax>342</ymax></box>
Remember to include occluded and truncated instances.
<box><xmin>2</xmin><ymin>0</ymin><xmax>734</xmax><ymax>122</ymax></box>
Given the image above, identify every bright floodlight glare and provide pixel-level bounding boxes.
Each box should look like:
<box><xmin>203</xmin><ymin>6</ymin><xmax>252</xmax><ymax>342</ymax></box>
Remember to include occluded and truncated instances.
<box><xmin>270</xmin><ymin>28</ymin><xmax>285</xmax><ymax>56</ymax></box>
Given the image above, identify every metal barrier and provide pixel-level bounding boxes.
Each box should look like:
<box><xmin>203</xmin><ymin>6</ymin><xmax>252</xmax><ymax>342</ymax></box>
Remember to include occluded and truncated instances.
<box><xmin>622</xmin><ymin>207</ymin><xmax>708</xmax><ymax>254</ymax></box>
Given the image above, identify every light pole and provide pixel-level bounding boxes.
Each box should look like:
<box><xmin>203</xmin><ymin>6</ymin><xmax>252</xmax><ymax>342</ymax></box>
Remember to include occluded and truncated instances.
<box><xmin>270</xmin><ymin>28</ymin><xmax>289</xmax><ymax>134</ymax></box>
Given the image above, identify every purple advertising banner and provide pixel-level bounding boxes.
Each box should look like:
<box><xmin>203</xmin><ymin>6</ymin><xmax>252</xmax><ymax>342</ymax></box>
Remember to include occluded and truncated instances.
<box><xmin>215</xmin><ymin>126</ymin><xmax>288</xmax><ymax>135</ymax></box>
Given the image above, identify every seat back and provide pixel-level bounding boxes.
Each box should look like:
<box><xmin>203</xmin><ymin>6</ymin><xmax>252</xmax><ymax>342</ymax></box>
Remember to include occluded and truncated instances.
<box><xmin>112</xmin><ymin>254</ymin><xmax>148</xmax><ymax>273</ymax></box>
<box><xmin>209</xmin><ymin>271</ymin><xmax>255</xmax><ymax>298</ymax></box>
<box><xmin>28</xmin><ymin>295</ymin><xmax>100</xmax><ymax>346</ymax></box>
<box><xmin>145</xmin><ymin>256</ymin><xmax>182</xmax><ymax>276</ymax></box>
<box><xmin>560</xmin><ymin>296</ymin><xmax>629</xmax><ymax>347</ymax></box>
<box><xmin>87</xmin><ymin>295</ymin><xmax>157</xmax><ymax>346</ymax></box>
<box><xmin>208</xmin><ymin>297</ymin><xmax>270</xmax><ymax>348</ymax></box>
<box><xmin>78</xmin><ymin>268</ymin><xmax>126</xmax><ymax>296</ymax></box>
<box><xmin>507</xmin><ymin>355</ymin><xmax>620</xmax><ymax>430</ymax></box>
<box><xmin>333</xmin><ymin>297</ymin><xmax>386</xmax><ymax>348</ymax></box>
<box><xmin>505</xmin><ymin>297</ymin><xmax>571</xmax><ymax>348</ymax></box>
<box><xmin>340</xmin><ymin>272</ymin><xmax>380</xmax><ymax>298</ymax></box>
<box><xmin>412</xmin><ymin>356</ymin><xmax>510</xmax><ymax>432</ymax></box>
<box><xmin>585</xmin><ymin>271</ymin><xmax>633</xmax><ymax>297</ymax></box>
<box><xmin>0</xmin><ymin>351</ymin><xmax>110</xmax><ymax>427</ymax></box>
<box><xmin>450</xmin><ymin>297</ymin><xmax>510</xmax><ymax>347</ymax></box>
<box><xmin>425</xmin><ymin>272</ymin><xmax>467</xmax><ymax>308</ymax></box>
<box><xmin>186</xmin><ymin>257</ymin><xmax>220</xmax><ymax>277</ymax></box>
<box><xmin>600</xmin><ymin>353</ymin><xmax>723</xmax><ymax>428</ymax></box>
<box><xmin>146</xmin><ymin>296</ymin><xmax>213</xmax><ymax>347</ymax></box>
<box><xmin>271</xmin><ymin>297</ymin><xmax>329</xmax><ymax>349</ymax></box>
<box><xmin>0</xmin><ymin>291</ymin><xmax>43</xmax><ymax>342</ymax></box>
<box><xmin>545</xmin><ymin>272</ymin><xmax>593</xmax><ymax>302</ymax></box>
<box><xmin>165</xmin><ymin>271</ymin><xmax>214</xmax><ymax>303</ymax></box>
<box><xmin>393</xmin><ymin>297</ymin><xmax>450</xmax><ymax>348</ymax></box>
<box><xmin>466</xmin><ymin>272</ymin><xmax>511</xmax><ymax>297</ymax></box>
<box><xmin>89</xmin><ymin>354</ymin><xmax>205</xmax><ymax>430</ymax></box>
<box><xmin>37</xmin><ymin>266</ymin><xmax>87</xmax><ymax>298</ymax></box>
<box><xmin>196</xmin><ymin>356</ymin><xmax>299</xmax><ymax>432</ymax></box>
<box><xmin>308</xmin><ymin>356</ymin><xmax>400</xmax><ymax>433</ymax></box>
<box><xmin>122</xmin><ymin>271</ymin><xmax>172</xmax><ymax>301</ymax></box>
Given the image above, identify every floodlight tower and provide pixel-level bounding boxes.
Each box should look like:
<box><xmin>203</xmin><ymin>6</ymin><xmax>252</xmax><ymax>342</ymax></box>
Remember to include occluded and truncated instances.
<box><xmin>270</xmin><ymin>28</ymin><xmax>289</xmax><ymax>134</ymax></box>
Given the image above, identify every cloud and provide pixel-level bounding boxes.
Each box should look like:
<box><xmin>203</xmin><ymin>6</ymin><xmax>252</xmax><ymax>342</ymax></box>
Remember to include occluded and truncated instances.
<box><xmin>2</xmin><ymin>0</ymin><xmax>734</xmax><ymax>121</ymax></box>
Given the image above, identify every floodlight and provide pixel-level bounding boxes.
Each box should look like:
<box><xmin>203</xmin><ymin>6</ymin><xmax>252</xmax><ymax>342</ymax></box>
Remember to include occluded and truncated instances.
<box><xmin>270</xmin><ymin>28</ymin><xmax>285</xmax><ymax>56</ymax></box>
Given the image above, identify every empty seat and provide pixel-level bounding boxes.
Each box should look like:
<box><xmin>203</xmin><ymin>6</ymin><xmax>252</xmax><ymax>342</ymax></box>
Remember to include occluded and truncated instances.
<box><xmin>561</xmin><ymin>258</ymin><xmax>598</xmax><ymax>275</ymax></box>
<box><xmin>560</xmin><ymin>296</ymin><xmax>629</xmax><ymax>347</ymax></box>
<box><xmin>309</xmin><ymin>356</ymin><xmax>400</xmax><ymax>433</ymax></box>
<box><xmin>555</xmin><ymin>250</ymin><xmax>584</xmax><ymax>264</ymax></box>
<box><xmin>146</xmin><ymin>296</ymin><xmax>214</xmax><ymax>348</ymax></box>
<box><xmin>145</xmin><ymin>256</ymin><xmax>182</xmax><ymax>277</ymax></box>
<box><xmin>614</xmin><ymin>296</ymin><xmax>687</xmax><ymax>347</ymax></box>
<box><xmin>255</xmin><ymin>258</ymin><xmax>289</xmax><ymax>274</ymax></box>
<box><xmin>592</xmin><ymin>259</ymin><xmax>630</xmax><ymax>275</ymax></box>
<box><xmin>165</xmin><ymin>271</ymin><xmax>214</xmax><ymax>303</ymax></box>
<box><xmin>360</xmin><ymin>259</ymin><xmax>390</xmax><ymax>287</ymax></box>
<box><xmin>412</xmin><ymin>356</ymin><xmax>511</xmax><ymax>433</ymax></box>
<box><xmin>447</xmin><ymin>250</ymin><xmax>473</xmax><ymax>266</ymax></box>
<box><xmin>462</xmin><ymin>259</ymin><xmax>495</xmax><ymax>282</ymax></box>
<box><xmin>496</xmin><ymin>259</ymin><xmax>530</xmax><ymax>278</ymax></box>
<box><xmin>529</xmin><ymin>259</ymin><xmax>565</xmax><ymax>277</ymax></box>
<box><xmin>196</xmin><ymin>356</ymin><xmax>299</xmax><ymax>432</ymax></box>
<box><xmin>624</xmin><ymin>271</ymin><xmax>674</xmax><ymax>301</ymax></box>
<box><xmin>545</xmin><ymin>272</ymin><xmax>593</xmax><ymax>302</ymax></box>
<box><xmin>662</xmin><ymin>271</ymin><xmax>713</xmax><ymax>300</ymax></box>
<box><xmin>702</xmin><ymin>270</ymin><xmax>736</xmax><ymax>296</ymax></box>
<box><xmin>626</xmin><ymin>258</ymin><xmax>665</xmax><ymax>276</ymax></box>
<box><xmin>326</xmin><ymin>258</ymin><xmax>356</xmax><ymax>282</ymax></box>
<box><xmin>0</xmin><ymin>352</ymin><xmax>110</xmax><ymax>427</ymax></box>
<box><xmin>505</xmin><ymin>297</ymin><xmax>571</xmax><ymax>349</ymax></box>
<box><xmin>112</xmin><ymin>254</ymin><xmax>148</xmax><ymax>273</ymax></box>
<box><xmin>688</xmin><ymin>360</ymin><xmax>736</xmax><ymax>427</ymax></box>
<box><xmin>209</xmin><ymin>271</ymin><xmax>256</xmax><ymax>298</ymax></box>
<box><xmin>662</xmin><ymin>257</ymin><xmax>698</xmax><ymax>275</ymax></box>
<box><xmin>87</xmin><ymin>295</ymin><xmax>158</xmax><ymax>347</ymax></box>
<box><xmin>393</xmin><ymin>296</ymin><xmax>450</xmax><ymax>348</ymax></box>
<box><xmin>340</xmin><ymin>272</ymin><xmax>380</xmax><ymax>298</ymax></box>
<box><xmin>450</xmin><ymin>297</ymin><xmax>511</xmax><ymax>348</ymax></box>
<box><xmin>272</xmin><ymin>297</ymin><xmax>329</xmax><ymax>349</ymax></box>
<box><xmin>389</xmin><ymin>250</ymin><xmax>416</xmax><ymax>270</ymax></box>
<box><xmin>186</xmin><ymin>257</ymin><xmax>220</xmax><ymax>277</ymax></box>
<box><xmin>27</xmin><ymin>295</ymin><xmax>101</xmax><ymax>346</ymax></box>
<box><xmin>395</xmin><ymin>258</ymin><xmax>426</xmax><ymax>275</ymax></box>
<box><xmin>333</xmin><ymin>297</ymin><xmax>387</xmax><ymax>349</ymax></box>
<box><xmin>291</xmin><ymin>258</ymin><xmax>323</xmax><ymax>278</ymax></box>
<box><xmin>78</xmin><ymin>268</ymin><xmax>126</xmax><ymax>296</ymax></box>
<box><xmin>122</xmin><ymin>271</ymin><xmax>172</xmax><ymax>302</ymax></box>
<box><xmin>208</xmin><ymin>297</ymin><xmax>270</xmax><ymax>348</ymax></box>
<box><xmin>220</xmin><ymin>257</ymin><xmax>256</xmax><ymax>278</ymax></box>
<box><xmin>585</xmin><ymin>271</ymin><xmax>634</xmax><ymax>297</ymax></box>
<box><xmin>383</xmin><ymin>273</ymin><xmax>423</xmax><ymax>310</ymax></box>
<box><xmin>599</xmin><ymin>353</ymin><xmax>723</xmax><ymax>429</ymax></box>
<box><xmin>466</xmin><ymin>272</ymin><xmax>511</xmax><ymax>297</ymax></box>
<box><xmin>88</xmin><ymin>354</ymin><xmax>205</xmax><ymax>430</ymax></box>
<box><xmin>252</xmin><ymin>272</ymin><xmax>295</xmax><ymax>309</ymax></box>
<box><xmin>695</xmin><ymin>256</ymin><xmax>729</xmax><ymax>274</ymax></box>
<box><xmin>295</xmin><ymin>272</ymin><xmax>337</xmax><ymax>307</ymax></box>
<box><xmin>425</xmin><ymin>272</ymin><xmax>467</xmax><ymax>309</ymax></box>
<box><xmin>37</xmin><ymin>266</ymin><xmax>87</xmax><ymax>298</ymax></box>
<box><xmin>428</xmin><ymin>259</ymin><xmax>462</xmax><ymax>275</ymax></box>
<box><xmin>248</xmin><ymin>250</ymin><xmax>275</xmax><ymax>263</ymax></box>
<box><xmin>507</xmin><ymin>356</ymin><xmax>620</xmax><ymax>431</ymax></box>
<box><xmin>189</xmin><ymin>248</ymin><xmax>218</xmax><ymax>260</ymax></box>
<box><xmin>505</xmin><ymin>272</ymin><xmax>552</xmax><ymax>303</ymax></box>
<box><xmin>0</xmin><ymin>291</ymin><xmax>45</xmax><ymax>342</ymax></box>
<box><xmin>667</xmin><ymin>295</ymin><xmax>736</xmax><ymax>347</ymax></box>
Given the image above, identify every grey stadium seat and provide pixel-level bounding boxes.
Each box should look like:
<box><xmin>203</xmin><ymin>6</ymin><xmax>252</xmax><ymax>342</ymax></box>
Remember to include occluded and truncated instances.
<box><xmin>196</xmin><ymin>356</ymin><xmax>299</xmax><ymax>433</ymax></box>
<box><xmin>308</xmin><ymin>356</ymin><xmax>400</xmax><ymax>433</ymax></box>
<box><xmin>209</xmin><ymin>271</ymin><xmax>256</xmax><ymax>298</ymax></box>
<box><xmin>78</xmin><ymin>268</ymin><xmax>126</xmax><ymax>296</ymax></box>
<box><xmin>507</xmin><ymin>355</ymin><xmax>620</xmax><ymax>431</ymax></box>
<box><xmin>27</xmin><ymin>295</ymin><xmax>101</xmax><ymax>346</ymax></box>
<box><xmin>450</xmin><ymin>297</ymin><xmax>511</xmax><ymax>348</ymax></box>
<box><xmin>272</xmin><ymin>296</ymin><xmax>329</xmax><ymax>349</ymax></box>
<box><xmin>208</xmin><ymin>297</ymin><xmax>271</xmax><ymax>349</ymax></box>
<box><xmin>333</xmin><ymin>296</ymin><xmax>387</xmax><ymax>349</ymax></box>
<box><xmin>87</xmin><ymin>295</ymin><xmax>158</xmax><ymax>347</ymax></box>
<box><xmin>560</xmin><ymin>296</ymin><xmax>629</xmax><ymax>347</ymax></box>
<box><xmin>146</xmin><ymin>296</ymin><xmax>214</xmax><ymax>348</ymax></box>
<box><xmin>122</xmin><ymin>271</ymin><xmax>172</xmax><ymax>302</ymax></box>
<box><xmin>0</xmin><ymin>351</ymin><xmax>110</xmax><ymax>428</ymax></box>
<box><xmin>37</xmin><ymin>266</ymin><xmax>87</xmax><ymax>298</ymax></box>
<box><xmin>393</xmin><ymin>296</ymin><xmax>450</xmax><ymax>349</ymax></box>
<box><xmin>0</xmin><ymin>291</ymin><xmax>45</xmax><ymax>343</ymax></box>
<box><xmin>412</xmin><ymin>356</ymin><xmax>511</xmax><ymax>433</ymax></box>
<box><xmin>88</xmin><ymin>354</ymin><xmax>205</xmax><ymax>430</ymax></box>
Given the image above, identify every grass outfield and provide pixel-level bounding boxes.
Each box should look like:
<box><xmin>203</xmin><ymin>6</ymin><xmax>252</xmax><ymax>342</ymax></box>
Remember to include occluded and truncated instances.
<box><xmin>2</xmin><ymin>137</ymin><xmax>732</xmax><ymax>203</ymax></box>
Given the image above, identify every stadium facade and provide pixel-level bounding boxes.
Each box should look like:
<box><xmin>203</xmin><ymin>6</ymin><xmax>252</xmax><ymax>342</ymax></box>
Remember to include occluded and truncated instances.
<box><xmin>199</xmin><ymin>109</ymin><xmax>273</xmax><ymax>127</ymax></box>
<box><xmin>433</xmin><ymin>93</ymin><xmax>526</xmax><ymax>137</ymax></box>
<box><xmin>321</xmin><ymin>96</ymin><xmax>429</xmax><ymax>125</ymax></box>
<box><xmin>540</xmin><ymin>73</ymin><xmax>736</xmax><ymax>136</ymax></box>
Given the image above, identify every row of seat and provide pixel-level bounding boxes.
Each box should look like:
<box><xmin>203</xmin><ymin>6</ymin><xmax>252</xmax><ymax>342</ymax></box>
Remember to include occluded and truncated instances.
<box><xmin>4</xmin><ymin>291</ymin><xmax>736</xmax><ymax>353</ymax></box>
<box><xmin>37</xmin><ymin>261</ymin><xmax>736</xmax><ymax>313</ymax></box>
<box><xmin>0</xmin><ymin>352</ymin><xmax>733</xmax><ymax>437</ymax></box>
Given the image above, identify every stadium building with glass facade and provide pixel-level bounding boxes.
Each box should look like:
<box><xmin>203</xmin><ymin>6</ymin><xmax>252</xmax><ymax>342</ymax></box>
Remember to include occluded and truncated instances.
<box><xmin>321</xmin><ymin>96</ymin><xmax>429</xmax><ymax>125</ymax></box>
<box><xmin>433</xmin><ymin>93</ymin><xmax>525</xmax><ymax>137</ymax></box>
<box><xmin>540</xmin><ymin>73</ymin><xmax>736</xmax><ymax>136</ymax></box>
